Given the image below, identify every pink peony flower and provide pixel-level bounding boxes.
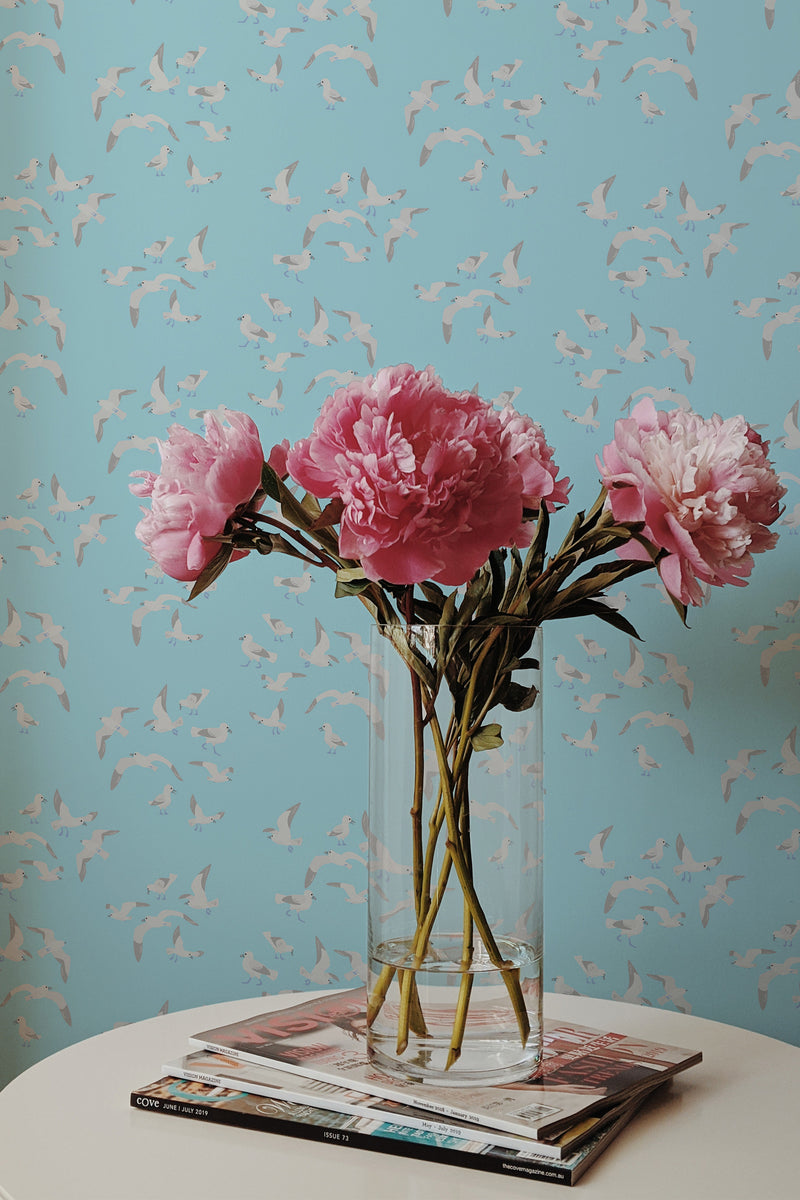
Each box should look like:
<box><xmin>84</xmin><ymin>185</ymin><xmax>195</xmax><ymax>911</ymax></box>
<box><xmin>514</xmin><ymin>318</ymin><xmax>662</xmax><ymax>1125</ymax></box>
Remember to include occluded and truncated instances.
<box><xmin>130</xmin><ymin>409</ymin><xmax>265</xmax><ymax>582</ymax></box>
<box><xmin>286</xmin><ymin>365</ymin><xmax>565</xmax><ymax>586</ymax></box>
<box><xmin>497</xmin><ymin>406</ymin><xmax>571</xmax><ymax>513</ymax></box>
<box><xmin>598</xmin><ymin>398</ymin><xmax>786</xmax><ymax>606</ymax></box>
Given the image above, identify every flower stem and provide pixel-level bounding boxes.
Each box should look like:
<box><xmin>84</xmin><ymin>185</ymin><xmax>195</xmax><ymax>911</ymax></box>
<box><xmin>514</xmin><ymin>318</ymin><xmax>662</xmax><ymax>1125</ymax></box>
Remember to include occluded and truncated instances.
<box><xmin>368</xmin><ymin>625</ymin><xmax>532</xmax><ymax>1070</ymax></box>
<box><xmin>446</xmin><ymin>971</ymin><xmax>474</xmax><ymax>1070</ymax></box>
<box><xmin>366</xmin><ymin>963</ymin><xmax>396</xmax><ymax>1028</ymax></box>
<box><xmin>401</xmin><ymin>590</ymin><xmax>426</xmax><ymax>925</ymax></box>
<box><xmin>446</xmin><ymin>885</ymin><xmax>475</xmax><ymax>1069</ymax></box>
<box><xmin>239</xmin><ymin>512</ymin><xmax>338</xmax><ymax>572</ymax></box>
<box><xmin>395</xmin><ymin>969</ymin><xmax>428</xmax><ymax>1051</ymax></box>
<box><xmin>394</xmin><ymin>840</ymin><xmax>454</xmax><ymax>1053</ymax></box>
<box><xmin>429</xmin><ymin>713</ymin><xmax>530</xmax><ymax>1052</ymax></box>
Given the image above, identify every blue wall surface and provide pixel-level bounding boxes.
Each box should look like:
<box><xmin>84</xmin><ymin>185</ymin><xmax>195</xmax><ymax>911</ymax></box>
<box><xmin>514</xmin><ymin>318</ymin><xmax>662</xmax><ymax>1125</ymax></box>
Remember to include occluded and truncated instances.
<box><xmin>1</xmin><ymin>0</ymin><xmax>799</xmax><ymax>1089</ymax></box>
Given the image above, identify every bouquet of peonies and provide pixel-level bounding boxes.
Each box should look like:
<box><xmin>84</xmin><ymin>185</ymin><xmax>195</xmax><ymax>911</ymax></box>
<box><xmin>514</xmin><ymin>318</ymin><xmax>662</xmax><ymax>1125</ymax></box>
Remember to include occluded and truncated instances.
<box><xmin>131</xmin><ymin>363</ymin><xmax>785</xmax><ymax>1075</ymax></box>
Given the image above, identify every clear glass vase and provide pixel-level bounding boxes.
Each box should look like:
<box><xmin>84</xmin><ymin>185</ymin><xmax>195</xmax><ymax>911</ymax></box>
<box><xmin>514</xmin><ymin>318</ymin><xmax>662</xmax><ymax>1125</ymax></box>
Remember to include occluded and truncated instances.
<box><xmin>366</xmin><ymin>623</ymin><xmax>543</xmax><ymax>1086</ymax></box>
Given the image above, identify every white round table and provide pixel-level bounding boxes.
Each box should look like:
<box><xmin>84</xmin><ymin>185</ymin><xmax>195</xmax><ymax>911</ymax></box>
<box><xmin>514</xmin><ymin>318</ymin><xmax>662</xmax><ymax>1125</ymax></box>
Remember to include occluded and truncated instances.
<box><xmin>0</xmin><ymin>991</ymin><xmax>797</xmax><ymax>1200</ymax></box>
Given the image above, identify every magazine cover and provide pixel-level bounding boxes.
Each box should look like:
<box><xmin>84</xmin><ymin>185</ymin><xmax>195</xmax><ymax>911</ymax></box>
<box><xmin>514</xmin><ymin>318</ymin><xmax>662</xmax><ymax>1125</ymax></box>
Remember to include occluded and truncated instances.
<box><xmin>164</xmin><ymin>1049</ymin><xmax>655</xmax><ymax>1161</ymax></box>
<box><xmin>131</xmin><ymin>1073</ymin><xmax>654</xmax><ymax>1187</ymax></box>
<box><xmin>189</xmin><ymin>987</ymin><xmax>701</xmax><ymax>1140</ymax></box>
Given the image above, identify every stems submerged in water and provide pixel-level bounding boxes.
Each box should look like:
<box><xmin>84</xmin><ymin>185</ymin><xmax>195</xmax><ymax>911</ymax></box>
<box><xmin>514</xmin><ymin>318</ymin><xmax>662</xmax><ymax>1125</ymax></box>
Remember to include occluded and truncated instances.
<box><xmin>367</xmin><ymin>620</ymin><xmax>539</xmax><ymax>1075</ymax></box>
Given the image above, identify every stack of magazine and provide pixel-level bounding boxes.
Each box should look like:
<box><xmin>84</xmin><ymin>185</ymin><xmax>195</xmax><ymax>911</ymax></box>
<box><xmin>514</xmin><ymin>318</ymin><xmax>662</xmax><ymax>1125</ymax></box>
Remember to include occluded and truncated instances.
<box><xmin>130</xmin><ymin>987</ymin><xmax>702</xmax><ymax>1187</ymax></box>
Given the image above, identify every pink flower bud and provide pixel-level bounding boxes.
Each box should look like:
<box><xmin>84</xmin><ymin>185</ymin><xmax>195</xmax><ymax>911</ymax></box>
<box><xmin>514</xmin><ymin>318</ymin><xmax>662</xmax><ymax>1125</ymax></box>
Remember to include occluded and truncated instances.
<box><xmin>267</xmin><ymin>439</ymin><xmax>290</xmax><ymax>478</ymax></box>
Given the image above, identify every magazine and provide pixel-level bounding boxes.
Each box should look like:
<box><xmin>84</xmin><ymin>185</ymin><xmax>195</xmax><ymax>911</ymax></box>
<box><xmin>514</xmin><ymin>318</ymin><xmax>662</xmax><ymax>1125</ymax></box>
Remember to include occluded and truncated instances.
<box><xmin>131</xmin><ymin>1072</ymin><xmax>657</xmax><ymax>1187</ymax></box>
<box><xmin>189</xmin><ymin>987</ymin><xmax>701</xmax><ymax>1141</ymax></box>
<box><xmin>164</xmin><ymin>1048</ymin><xmax>660</xmax><ymax>1161</ymax></box>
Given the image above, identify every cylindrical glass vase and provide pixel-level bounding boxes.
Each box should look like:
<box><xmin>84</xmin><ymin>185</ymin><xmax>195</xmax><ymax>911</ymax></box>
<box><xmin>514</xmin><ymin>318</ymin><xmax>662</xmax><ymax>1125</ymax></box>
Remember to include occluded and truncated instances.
<box><xmin>366</xmin><ymin>623</ymin><xmax>543</xmax><ymax>1086</ymax></box>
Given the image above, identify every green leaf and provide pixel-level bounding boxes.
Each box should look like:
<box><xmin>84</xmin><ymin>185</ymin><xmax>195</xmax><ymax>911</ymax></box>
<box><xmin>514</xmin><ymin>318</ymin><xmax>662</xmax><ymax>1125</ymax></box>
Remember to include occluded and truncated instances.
<box><xmin>187</xmin><ymin>543</ymin><xmax>234</xmax><ymax>601</ymax></box>
<box><xmin>528</xmin><ymin>503</ymin><xmax>550</xmax><ymax>571</ymax></box>
<box><xmin>310</xmin><ymin>497</ymin><xmax>344</xmax><ymax>530</ymax></box>
<box><xmin>260</xmin><ymin>462</ymin><xmax>282</xmax><ymax>502</ymax></box>
<box><xmin>565</xmin><ymin>559</ymin><xmax>651</xmax><ymax>595</ymax></box>
<box><xmin>439</xmin><ymin>588</ymin><xmax>458</xmax><ymax>629</ymax></box>
<box><xmin>335</xmin><ymin>565</ymin><xmax>370</xmax><ymax>598</ymax></box>
<box><xmin>418</xmin><ymin>580</ymin><xmax>447</xmax><ymax>608</ymax></box>
<box><xmin>516</xmin><ymin>656</ymin><xmax>540</xmax><ymax>671</ymax></box>
<box><xmin>471</xmin><ymin>613</ymin><xmax>538</xmax><ymax>635</ymax></box>
<box><xmin>300</xmin><ymin>492</ymin><xmax>322</xmax><ymax>521</ymax></box>
<box><xmin>539</xmin><ymin>557</ymin><xmax>656</xmax><ymax>622</ymax></box>
<box><xmin>434</xmin><ymin>589</ymin><xmax>460</xmax><ymax>677</ymax></box>
<box><xmin>471</xmin><ymin>723</ymin><xmax>504</xmax><ymax>751</ymax></box>
<box><xmin>499</xmin><ymin>681</ymin><xmax>539</xmax><ymax>713</ymax></box>
<box><xmin>475</xmin><ymin>564</ymin><xmax>498</xmax><ymax>621</ymax></box>
<box><xmin>457</xmin><ymin>571</ymin><xmax>489</xmax><ymax>628</ymax></box>
<box><xmin>278</xmin><ymin>482</ymin><xmax>314</xmax><ymax>531</ymax></box>
<box><xmin>337</xmin><ymin>565</ymin><xmax>367</xmax><ymax>584</ymax></box>
<box><xmin>575</xmin><ymin>523</ymin><xmax>646</xmax><ymax>562</ymax></box>
<box><xmin>557</xmin><ymin>506</ymin><xmax>586</xmax><ymax>554</ymax></box>
<box><xmin>515</xmin><ymin>508</ymin><xmax>550</xmax><ymax>609</ymax></box>
<box><xmin>356</xmin><ymin>593</ymin><xmax>380</xmax><ymax>622</ymax></box>
<box><xmin>665</xmin><ymin>588</ymin><xmax>689</xmax><ymax>628</ymax></box>
<box><xmin>268</xmin><ymin>534</ymin><xmax>307</xmax><ymax>559</ymax></box>
<box><xmin>266</xmin><ymin>475</ymin><xmax>341</xmax><ymax>558</ymax></box>
<box><xmin>413</xmin><ymin>600</ymin><xmax>446</xmax><ymax>624</ymax></box>
<box><xmin>553</xmin><ymin>598</ymin><xmax>643</xmax><ymax>641</ymax></box>
<box><xmin>381</xmin><ymin>625</ymin><xmax>436</xmax><ymax>692</ymax></box>
<box><xmin>488</xmin><ymin>550</ymin><xmax>507</xmax><ymax>614</ymax></box>
<box><xmin>502</xmin><ymin>547</ymin><xmax>523</xmax><ymax>609</ymax></box>
<box><xmin>437</xmin><ymin>576</ymin><xmax>486</xmax><ymax>669</ymax></box>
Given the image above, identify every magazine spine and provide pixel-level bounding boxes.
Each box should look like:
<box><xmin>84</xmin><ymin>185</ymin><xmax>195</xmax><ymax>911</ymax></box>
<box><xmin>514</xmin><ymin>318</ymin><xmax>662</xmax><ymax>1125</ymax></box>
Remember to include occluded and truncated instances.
<box><xmin>166</xmin><ymin>1060</ymin><xmax>564</xmax><ymax>1160</ymax></box>
<box><xmin>129</xmin><ymin>1089</ymin><xmax>575</xmax><ymax>1186</ymax></box>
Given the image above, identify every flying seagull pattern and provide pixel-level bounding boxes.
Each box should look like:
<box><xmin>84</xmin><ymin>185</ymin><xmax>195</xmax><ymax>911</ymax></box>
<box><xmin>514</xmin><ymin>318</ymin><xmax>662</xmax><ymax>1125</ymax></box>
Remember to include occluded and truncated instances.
<box><xmin>0</xmin><ymin>0</ymin><xmax>798</xmax><ymax>1086</ymax></box>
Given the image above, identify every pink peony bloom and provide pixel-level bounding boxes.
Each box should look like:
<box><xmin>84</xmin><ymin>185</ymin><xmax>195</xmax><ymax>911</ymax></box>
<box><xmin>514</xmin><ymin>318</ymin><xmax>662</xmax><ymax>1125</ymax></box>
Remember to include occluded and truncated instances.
<box><xmin>497</xmin><ymin>406</ymin><xmax>571</xmax><ymax>513</ymax></box>
<box><xmin>130</xmin><ymin>409</ymin><xmax>265</xmax><ymax>582</ymax></box>
<box><xmin>287</xmin><ymin>365</ymin><xmax>563</xmax><ymax>586</ymax></box>
<box><xmin>598</xmin><ymin>398</ymin><xmax>786</xmax><ymax>606</ymax></box>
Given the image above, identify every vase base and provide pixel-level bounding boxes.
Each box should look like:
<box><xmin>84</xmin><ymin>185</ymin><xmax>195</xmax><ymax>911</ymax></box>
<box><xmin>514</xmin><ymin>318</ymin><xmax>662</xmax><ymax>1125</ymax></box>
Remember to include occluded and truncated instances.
<box><xmin>367</xmin><ymin>1037</ymin><xmax>543</xmax><ymax>1087</ymax></box>
<box><xmin>367</xmin><ymin>936</ymin><xmax>542</xmax><ymax>1086</ymax></box>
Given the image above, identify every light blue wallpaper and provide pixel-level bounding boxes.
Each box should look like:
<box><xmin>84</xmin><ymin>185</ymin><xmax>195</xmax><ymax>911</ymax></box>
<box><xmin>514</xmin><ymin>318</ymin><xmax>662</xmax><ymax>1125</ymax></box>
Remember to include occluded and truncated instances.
<box><xmin>1</xmin><ymin>0</ymin><xmax>799</xmax><ymax>1089</ymax></box>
